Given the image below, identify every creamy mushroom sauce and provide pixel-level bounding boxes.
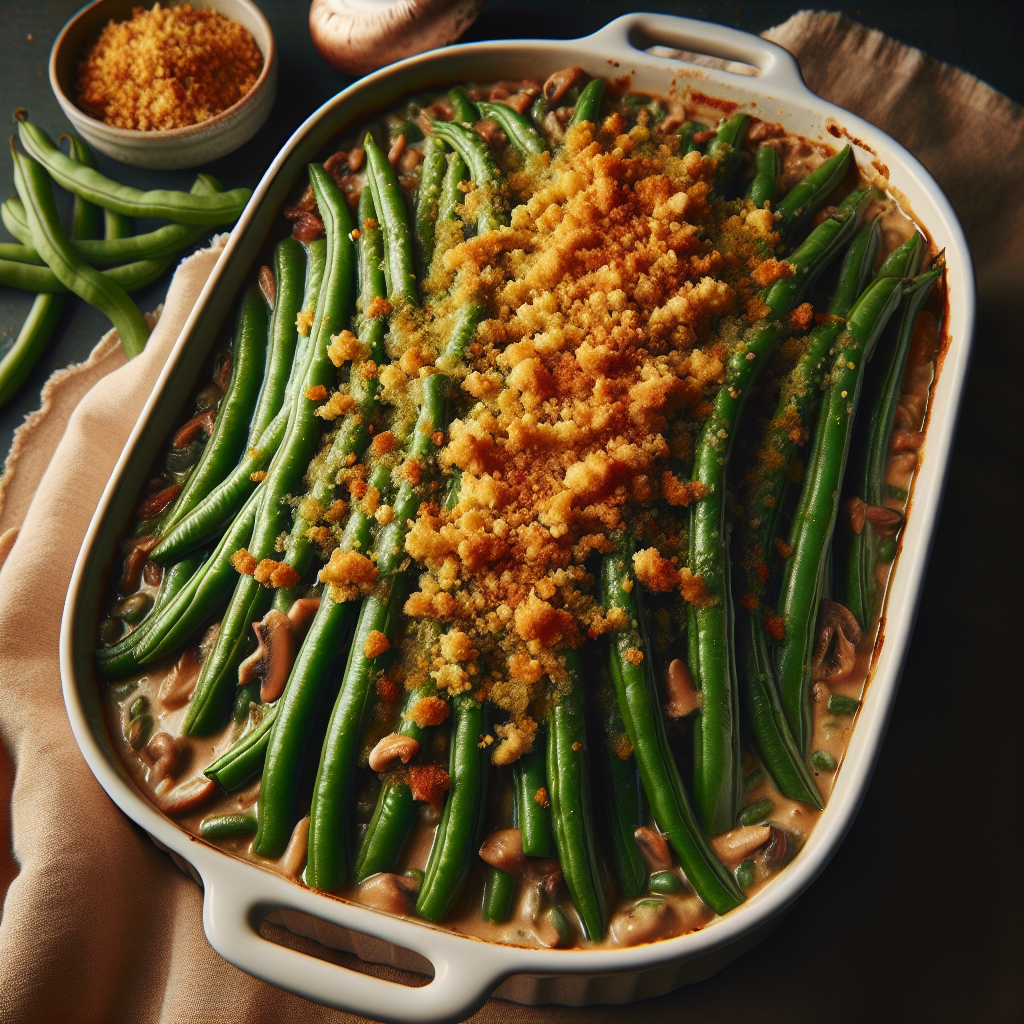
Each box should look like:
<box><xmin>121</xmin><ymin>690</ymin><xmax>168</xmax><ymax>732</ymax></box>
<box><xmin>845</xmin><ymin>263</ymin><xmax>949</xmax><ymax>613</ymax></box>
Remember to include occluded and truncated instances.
<box><xmin>100</xmin><ymin>78</ymin><xmax>943</xmax><ymax>952</ymax></box>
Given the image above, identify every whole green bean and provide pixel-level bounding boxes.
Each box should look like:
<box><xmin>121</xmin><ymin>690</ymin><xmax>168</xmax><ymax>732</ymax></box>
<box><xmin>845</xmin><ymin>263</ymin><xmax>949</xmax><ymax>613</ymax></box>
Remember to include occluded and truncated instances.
<box><xmin>364</xmin><ymin>134</ymin><xmax>418</xmax><ymax>306</ymax></box>
<box><xmin>0</xmin><ymin>254</ymin><xmax>172</xmax><ymax>293</ymax></box>
<box><xmin>17</xmin><ymin>116</ymin><xmax>250</xmax><ymax>225</ymax></box>
<box><xmin>513</xmin><ymin>726</ymin><xmax>552</xmax><ymax>857</ymax></box>
<box><xmin>155</xmin><ymin>284</ymin><xmax>269</xmax><ymax>544</ymax></box>
<box><xmin>746</xmin><ymin>143</ymin><xmax>780</xmax><ymax>208</ymax></box>
<box><xmin>568</xmin><ymin>78</ymin><xmax>606</xmax><ymax>127</ymax></box>
<box><xmin>63</xmin><ymin>136</ymin><xmax>104</xmax><ymax>242</ymax></box>
<box><xmin>428</xmin><ymin>120</ymin><xmax>504</xmax><ymax>233</ymax></box>
<box><xmin>776</xmin><ymin>236</ymin><xmax>921</xmax><ymax>751</ymax></box>
<box><xmin>476</xmin><ymin>101</ymin><xmax>548</xmax><ymax>156</ymax></box>
<box><xmin>205</xmin><ymin>701</ymin><xmax>279</xmax><ymax>791</ymax></box>
<box><xmin>0</xmin><ymin>293</ymin><xmax>63</xmax><ymax>408</ymax></box>
<box><xmin>416</xmin><ymin>693</ymin><xmax>488</xmax><ymax>920</ymax></box>
<box><xmin>414</xmin><ymin>133</ymin><xmax>446</xmax><ymax>283</ymax></box>
<box><xmin>547</xmin><ymin>650</ymin><xmax>606</xmax><ymax>940</ymax></box>
<box><xmin>602</xmin><ymin>542</ymin><xmax>744</xmax><ymax>915</ymax></box>
<box><xmin>199</xmin><ymin>813</ymin><xmax>257</xmax><ymax>840</ymax></box>
<box><xmin>774</xmin><ymin>145</ymin><xmax>852</xmax><ymax>243</ymax></box>
<box><xmin>448</xmin><ymin>86</ymin><xmax>479</xmax><ymax>125</ymax></box>
<box><xmin>11</xmin><ymin>143</ymin><xmax>150</xmax><ymax>358</ymax></box>
<box><xmin>705</xmin><ymin>113</ymin><xmax>749</xmax><ymax>193</ymax></box>
<box><xmin>437</xmin><ymin>151</ymin><xmax>470</xmax><ymax>227</ymax></box>
<box><xmin>482</xmin><ymin>867</ymin><xmax>516</xmax><ymax>924</ymax></box>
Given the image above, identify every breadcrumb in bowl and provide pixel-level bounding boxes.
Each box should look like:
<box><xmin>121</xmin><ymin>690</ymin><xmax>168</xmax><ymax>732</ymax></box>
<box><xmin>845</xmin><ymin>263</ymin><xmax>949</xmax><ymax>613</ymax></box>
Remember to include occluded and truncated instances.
<box><xmin>49</xmin><ymin>0</ymin><xmax>277</xmax><ymax>169</ymax></box>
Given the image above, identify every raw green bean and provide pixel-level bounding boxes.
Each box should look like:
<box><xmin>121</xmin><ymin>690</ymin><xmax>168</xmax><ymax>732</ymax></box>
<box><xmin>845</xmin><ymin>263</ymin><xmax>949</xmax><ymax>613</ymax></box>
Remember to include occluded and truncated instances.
<box><xmin>364</xmin><ymin>134</ymin><xmax>418</xmax><ymax>306</ymax></box>
<box><xmin>416</xmin><ymin>693</ymin><xmax>488</xmax><ymax>920</ymax></box>
<box><xmin>414</xmin><ymin>133</ymin><xmax>446</xmax><ymax>283</ymax></box>
<box><xmin>776</xmin><ymin>236</ymin><xmax>921</xmax><ymax>751</ymax></box>
<box><xmin>63</xmin><ymin>136</ymin><xmax>104</xmax><ymax>242</ymax></box>
<box><xmin>705</xmin><ymin>113</ymin><xmax>749</xmax><ymax>193</ymax></box>
<box><xmin>775</xmin><ymin>145</ymin><xmax>852</xmax><ymax>243</ymax></box>
<box><xmin>428</xmin><ymin>120</ymin><xmax>504</xmax><ymax>233</ymax></box>
<box><xmin>199</xmin><ymin>813</ymin><xmax>257</xmax><ymax>840</ymax></box>
<box><xmin>602</xmin><ymin>542</ymin><xmax>745</xmax><ymax>915</ymax></box>
<box><xmin>482</xmin><ymin>867</ymin><xmax>516</xmax><ymax>923</ymax></box>
<box><xmin>0</xmin><ymin>254</ymin><xmax>172</xmax><ymax>293</ymax></box>
<box><xmin>155</xmin><ymin>285</ymin><xmax>269</xmax><ymax>543</ymax></box>
<box><xmin>746</xmin><ymin>143</ymin><xmax>780</xmax><ymax>208</ymax></box>
<box><xmin>448</xmin><ymin>86</ymin><xmax>479</xmax><ymax>125</ymax></box>
<box><xmin>11</xmin><ymin>144</ymin><xmax>151</xmax><ymax>358</ymax></box>
<box><xmin>104</xmin><ymin>209</ymin><xmax>134</xmax><ymax>241</ymax></box>
<box><xmin>568</xmin><ymin>78</ymin><xmax>605</xmax><ymax>127</ymax></box>
<box><xmin>547</xmin><ymin>650</ymin><xmax>606</xmax><ymax>940</ymax></box>
<box><xmin>476</xmin><ymin>101</ymin><xmax>548</xmax><ymax>156</ymax></box>
<box><xmin>513</xmin><ymin>727</ymin><xmax>552</xmax><ymax>857</ymax></box>
<box><xmin>17</xmin><ymin>116</ymin><xmax>251</xmax><ymax>225</ymax></box>
<box><xmin>0</xmin><ymin>293</ymin><xmax>62</xmax><ymax>408</ymax></box>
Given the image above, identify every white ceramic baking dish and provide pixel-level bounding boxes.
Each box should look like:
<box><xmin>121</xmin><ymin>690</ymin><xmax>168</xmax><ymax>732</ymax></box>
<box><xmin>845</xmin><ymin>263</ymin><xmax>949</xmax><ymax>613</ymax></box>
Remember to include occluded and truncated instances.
<box><xmin>60</xmin><ymin>13</ymin><xmax>974</xmax><ymax>1022</ymax></box>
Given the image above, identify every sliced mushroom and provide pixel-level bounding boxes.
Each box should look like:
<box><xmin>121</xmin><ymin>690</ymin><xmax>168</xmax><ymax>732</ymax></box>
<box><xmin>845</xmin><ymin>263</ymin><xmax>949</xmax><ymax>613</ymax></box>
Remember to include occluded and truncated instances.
<box><xmin>158</xmin><ymin>776</ymin><xmax>216</xmax><ymax>816</ymax></box>
<box><xmin>308</xmin><ymin>0</ymin><xmax>484</xmax><ymax>77</ymax></box>
<box><xmin>172</xmin><ymin>409</ymin><xmax>217</xmax><ymax>449</ymax></box>
<box><xmin>664</xmin><ymin>659</ymin><xmax>700</xmax><ymax>718</ymax></box>
<box><xmin>610</xmin><ymin>898</ymin><xmax>678</xmax><ymax>947</ymax></box>
<box><xmin>287</xmin><ymin>597</ymin><xmax>321</xmax><ymax>642</ymax></box>
<box><xmin>864</xmin><ymin>504</ymin><xmax>904</xmax><ymax>536</ymax></box>
<box><xmin>634</xmin><ymin>826</ymin><xmax>672</xmax><ymax>872</ymax></box>
<box><xmin>258</xmin><ymin>265</ymin><xmax>276</xmax><ymax>308</ymax></box>
<box><xmin>280</xmin><ymin>816</ymin><xmax>311</xmax><ymax>879</ymax></box>
<box><xmin>158</xmin><ymin>648</ymin><xmax>202</xmax><ymax>711</ymax></box>
<box><xmin>147</xmin><ymin>732</ymin><xmax>182</xmax><ymax>787</ymax></box>
<box><xmin>237</xmin><ymin>610</ymin><xmax>294</xmax><ymax>703</ymax></box>
<box><xmin>710</xmin><ymin>825</ymin><xmax>771</xmax><ymax>868</ymax></box>
<box><xmin>543</xmin><ymin>66</ymin><xmax>585</xmax><ymax>104</ymax></box>
<box><xmin>811</xmin><ymin>600</ymin><xmax>862</xmax><ymax>684</ymax></box>
<box><xmin>368</xmin><ymin>733</ymin><xmax>420</xmax><ymax>773</ymax></box>
<box><xmin>479</xmin><ymin>828</ymin><xmax>525</xmax><ymax>875</ymax></box>
<box><xmin>120</xmin><ymin>534</ymin><xmax>159</xmax><ymax>592</ymax></box>
<box><xmin>358</xmin><ymin>872</ymin><xmax>420</xmax><ymax>915</ymax></box>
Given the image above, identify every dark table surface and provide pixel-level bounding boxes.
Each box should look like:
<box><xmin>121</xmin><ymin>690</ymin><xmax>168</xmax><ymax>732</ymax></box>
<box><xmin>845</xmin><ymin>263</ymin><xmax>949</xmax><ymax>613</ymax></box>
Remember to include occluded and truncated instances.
<box><xmin>1</xmin><ymin>2</ymin><xmax>1021</xmax><ymax>1022</ymax></box>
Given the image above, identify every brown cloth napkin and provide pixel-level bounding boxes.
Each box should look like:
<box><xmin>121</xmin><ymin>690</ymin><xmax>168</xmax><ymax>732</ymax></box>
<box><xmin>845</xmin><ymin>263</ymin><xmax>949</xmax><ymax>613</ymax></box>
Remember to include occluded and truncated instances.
<box><xmin>1</xmin><ymin>12</ymin><xmax>1020</xmax><ymax>1023</ymax></box>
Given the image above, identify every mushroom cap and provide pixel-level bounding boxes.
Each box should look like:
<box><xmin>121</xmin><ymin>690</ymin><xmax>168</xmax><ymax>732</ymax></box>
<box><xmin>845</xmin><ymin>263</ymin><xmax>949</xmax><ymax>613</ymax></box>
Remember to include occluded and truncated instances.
<box><xmin>309</xmin><ymin>0</ymin><xmax>484</xmax><ymax>77</ymax></box>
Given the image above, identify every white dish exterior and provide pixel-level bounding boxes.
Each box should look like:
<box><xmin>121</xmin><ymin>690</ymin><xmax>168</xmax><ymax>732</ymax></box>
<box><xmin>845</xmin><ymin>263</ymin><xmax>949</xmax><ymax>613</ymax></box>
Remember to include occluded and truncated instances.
<box><xmin>49</xmin><ymin>0</ymin><xmax>278</xmax><ymax>170</ymax></box>
<box><xmin>60</xmin><ymin>14</ymin><xmax>974</xmax><ymax>1022</ymax></box>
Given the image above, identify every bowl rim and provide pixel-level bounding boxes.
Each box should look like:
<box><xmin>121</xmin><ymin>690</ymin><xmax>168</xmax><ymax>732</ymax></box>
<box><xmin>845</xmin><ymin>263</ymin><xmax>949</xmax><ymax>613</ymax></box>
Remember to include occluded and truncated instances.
<box><xmin>59</xmin><ymin>12</ymin><xmax>976</xmax><ymax>1021</ymax></box>
<box><xmin>48</xmin><ymin>0</ymin><xmax>277</xmax><ymax>140</ymax></box>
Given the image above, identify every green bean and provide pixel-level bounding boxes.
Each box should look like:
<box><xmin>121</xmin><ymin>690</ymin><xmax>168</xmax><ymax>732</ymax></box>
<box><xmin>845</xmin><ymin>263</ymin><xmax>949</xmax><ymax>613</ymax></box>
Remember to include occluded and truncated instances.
<box><xmin>206</xmin><ymin>700</ymin><xmax>278</xmax><ymax>788</ymax></box>
<box><xmin>414</xmin><ymin>133</ymin><xmax>446</xmax><ymax>283</ymax></box>
<box><xmin>1</xmin><ymin>177</ymin><xmax>220</xmax><ymax>268</ymax></box>
<box><xmin>476</xmin><ymin>101</ymin><xmax>548</xmax><ymax>156</ymax></box>
<box><xmin>0</xmin><ymin>293</ymin><xmax>62</xmax><ymax>408</ymax></box>
<box><xmin>840</xmin><ymin>258</ymin><xmax>939</xmax><ymax>628</ymax></box>
<box><xmin>416</xmin><ymin>693</ymin><xmax>488</xmax><ymax>920</ymax></box>
<box><xmin>448</xmin><ymin>86</ymin><xmax>479</xmax><ymax>125</ymax></box>
<box><xmin>364</xmin><ymin>134</ymin><xmax>418</xmax><ymax>306</ymax></box>
<box><xmin>355</xmin><ymin>683</ymin><xmax>435</xmax><ymax>881</ymax></box>
<box><xmin>776</xmin><ymin>236</ymin><xmax>921</xmax><ymax>751</ymax></box>
<box><xmin>249</xmin><ymin>492</ymin><xmax>376</xmax><ymax>859</ymax></box>
<box><xmin>11</xmin><ymin>143</ymin><xmax>151</xmax><ymax>358</ymax></box>
<box><xmin>602</xmin><ymin>542</ymin><xmax>745</xmax><ymax>915</ymax></box>
<box><xmin>234</xmin><ymin>680</ymin><xmax>261</xmax><ymax>721</ymax></box>
<box><xmin>568</xmin><ymin>78</ymin><xmax>606</xmax><ymax>127</ymax></box>
<box><xmin>104</xmin><ymin>209</ymin><xmax>134</xmax><ymax>241</ymax></box>
<box><xmin>547</xmin><ymin>650</ymin><xmax>606</xmax><ymax>940</ymax></box>
<box><xmin>705</xmin><ymin>113</ymin><xmax>748</xmax><ymax>193</ymax></box>
<box><xmin>17</xmin><ymin>115</ymin><xmax>251</xmax><ymax>225</ymax></box>
<box><xmin>735</xmin><ymin>219</ymin><xmax>879</xmax><ymax>807</ymax></box>
<box><xmin>827</xmin><ymin>694</ymin><xmax>860</xmax><ymax>716</ymax></box>
<box><xmin>428</xmin><ymin>120</ymin><xmax>504</xmax><ymax>233</ymax></box>
<box><xmin>738</xmin><ymin>798</ymin><xmax>773</xmax><ymax>826</ymax></box>
<box><xmin>249</xmin><ymin>237</ymin><xmax>308</xmax><ymax>442</ymax></box>
<box><xmin>0</xmin><ymin>254</ymin><xmax>172</xmax><ymax>293</ymax></box>
<box><xmin>199</xmin><ymin>813</ymin><xmax>257</xmax><ymax>840</ymax></box>
<box><xmin>774</xmin><ymin>145</ymin><xmax>852</xmax><ymax>244</ymax></box>
<box><xmin>513</xmin><ymin>726</ymin><xmax>552</xmax><ymax>857</ymax></box>
<box><xmin>678</xmin><ymin>121</ymin><xmax>710</xmax><ymax>154</ymax></box>
<box><xmin>151</xmin><ymin>406</ymin><xmax>287</xmax><ymax>563</ymax></box>
<box><xmin>746</xmin><ymin>143</ymin><xmax>780</xmax><ymax>208</ymax></box>
<box><xmin>482</xmin><ymin>867</ymin><xmax>516</xmax><ymax>923</ymax></box>
<box><xmin>155</xmin><ymin>285</ymin><xmax>269</xmax><ymax>543</ymax></box>
<box><xmin>595</xmin><ymin>666</ymin><xmax>647</xmax><ymax>899</ymax></box>
<box><xmin>437</xmin><ymin>151</ymin><xmax>469</xmax><ymax>227</ymax></box>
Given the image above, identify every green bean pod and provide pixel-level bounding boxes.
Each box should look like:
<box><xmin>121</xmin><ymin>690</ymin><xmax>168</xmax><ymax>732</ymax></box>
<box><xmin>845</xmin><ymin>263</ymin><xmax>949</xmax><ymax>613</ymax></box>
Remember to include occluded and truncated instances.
<box><xmin>602</xmin><ymin>545</ymin><xmax>745</xmax><ymax>916</ymax></box>
<box><xmin>568</xmin><ymin>78</ymin><xmax>606</xmax><ymax>127</ymax></box>
<box><xmin>482</xmin><ymin>868</ymin><xmax>516</xmax><ymax>924</ymax></box>
<box><xmin>476</xmin><ymin>101</ymin><xmax>548</xmax><ymax>156</ymax></box>
<box><xmin>11</xmin><ymin>143</ymin><xmax>151</xmax><ymax>358</ymax></box>
<box><xmin>17</xmin><ymin>116</ymin><xmax>251</xmax><ymax>225</ymax></box>
<box><xmin>547</xmin><ymin>650</ymin><xmax>606</xmax><ymax>940</ymax></box>
<box><xmin>448</xmin><ymin>86</ymin><xmax>479</xmax><ymax>125</ymax></box>
<box><xmin>775</xmin><ymin>236</ymin><xmax>922</xmax><ymax>751</ymax></box>
<box><xmin>705</xmin><ymin>113</ymin><xmax>749</xmax><ymax>193</ymax></box>
<box><xmin>437</xmin><ymin>151</ymin><xmax>470</xmax><ymax>227</ymax></box>
<box><xmin>155</xmin><ymin>285</ymin><xmax>269</xmax><ymax>544</ymax></box>
<box><xmin>840</xmin><ymin>257</ymin><xmax>939</xmax><ymax>628</ymax></box>
<box><xmin>364</xmin><ymin>134</ymin><xmax>418</xmax><ymax>306</ymax></box>
<box><xmin>205</xmin><ymin>701</ymin><xmax>279</xmax><ymax>790</ymax></box>
<box><xmin>428</xmin><ymin>121</ymin><xmax>504</xmax><ymax>233</ymax></box>
<box><xmin>104</xmin><ymin>208</ymin><xmax>134</xmax><ymax>241</ymax></box>
<box><xmin>63</xmin><ymin>136</ymin><xmax>104</xmax><ymax>241</ymax></box>
<box><xmin>774</xmin><ymin>145</ymin><xmax>852</xmax><ymax>243</ymax></box>
<box><xmin>415</xmin><ymin>693</ymin><xmax>488</xmax><ymax>921</ymax></box>
<box><xmin>746</xmin><ymin>144</ymin><xmax>780</xmax><ymax>208</ymax></box>
<box><xmin>0</xmin><ymin>293</ymin><xmax>62</xmax><ymax>408</ymax></box>
<box><xmin>513</xmin><ymin>728</ymin><xmax>552</xmax><ymax>857</ymax></box>
<box><xmin>414</xmin><ymin>133</ymin><xmax>447</xmax><ymax>283</ymax></box>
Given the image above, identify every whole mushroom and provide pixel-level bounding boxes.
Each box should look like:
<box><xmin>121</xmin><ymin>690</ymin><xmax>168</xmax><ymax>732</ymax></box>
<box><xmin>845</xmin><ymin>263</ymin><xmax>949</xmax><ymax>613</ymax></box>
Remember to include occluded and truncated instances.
<box><xmin>309</xmin><ymin>0</ymin><xmax>484</xmax><ymax>77</ymax></box>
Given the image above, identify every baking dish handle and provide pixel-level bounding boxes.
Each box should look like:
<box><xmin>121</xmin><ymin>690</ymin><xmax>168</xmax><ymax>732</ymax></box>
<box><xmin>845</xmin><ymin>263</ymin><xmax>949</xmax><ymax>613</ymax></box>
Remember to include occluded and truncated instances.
<box><xmin>202</xmin><ymin>865</ymin><xmax>509</xmax><ymax>1024</ymax></box>
<box><xmin>580</xmin><ymin>12</ymin><xmax>808</xmax><ymax>96</ymax></box>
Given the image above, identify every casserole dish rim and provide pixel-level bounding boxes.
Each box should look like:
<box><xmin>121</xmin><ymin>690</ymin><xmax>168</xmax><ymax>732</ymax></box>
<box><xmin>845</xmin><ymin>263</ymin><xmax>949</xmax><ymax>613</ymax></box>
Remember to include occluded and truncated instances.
<box><xmin>59</xmin><ymin>12</ymin><xmax>975</xmax><ymax>1020</ymax></box>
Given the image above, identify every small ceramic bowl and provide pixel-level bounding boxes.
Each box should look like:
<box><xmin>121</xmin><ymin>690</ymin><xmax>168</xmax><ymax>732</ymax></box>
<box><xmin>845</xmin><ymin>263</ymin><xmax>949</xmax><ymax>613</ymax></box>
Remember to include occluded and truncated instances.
<box><xmin>49</xmin><ymin>0</ymin><xmax>277</xmax><ymax>170</ymax></box>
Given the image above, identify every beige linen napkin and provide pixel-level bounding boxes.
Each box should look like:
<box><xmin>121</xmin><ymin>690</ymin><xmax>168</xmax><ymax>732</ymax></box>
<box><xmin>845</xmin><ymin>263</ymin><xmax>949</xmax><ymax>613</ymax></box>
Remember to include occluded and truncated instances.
<box><xmin>0</xmin><ymin>12</ymin><xmax>1020</xmax><ymax>1024</ymax></box>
